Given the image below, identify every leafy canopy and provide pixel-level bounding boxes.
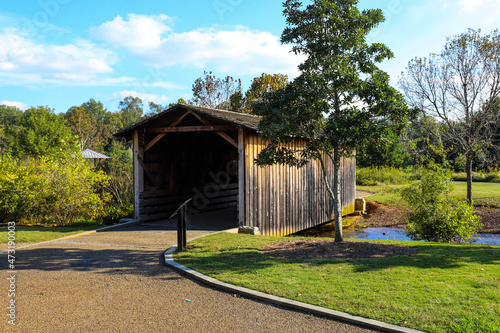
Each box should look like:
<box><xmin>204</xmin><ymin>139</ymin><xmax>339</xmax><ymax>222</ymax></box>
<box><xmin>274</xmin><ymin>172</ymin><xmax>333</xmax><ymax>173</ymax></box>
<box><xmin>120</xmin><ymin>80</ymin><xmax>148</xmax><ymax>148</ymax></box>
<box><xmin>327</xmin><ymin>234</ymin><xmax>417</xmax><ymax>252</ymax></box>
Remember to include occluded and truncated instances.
<box><xmin>119</xmin><ymin>96</ymin><xmax>144</xmax><ymax>128</ymax></box>
<box><xmin>245</xmin><ymin>73</ymin><xmax>289</xmax><ymax>113</ymax></box>
<box><xmin>8</xmin><ymin>106</ymin><xmax>77</xmax><ymax>158</ymax></box>
<box><xmin>255</xmin><ymin>0</ymin><xmax>409</xmax><ymax>163</ymax></box>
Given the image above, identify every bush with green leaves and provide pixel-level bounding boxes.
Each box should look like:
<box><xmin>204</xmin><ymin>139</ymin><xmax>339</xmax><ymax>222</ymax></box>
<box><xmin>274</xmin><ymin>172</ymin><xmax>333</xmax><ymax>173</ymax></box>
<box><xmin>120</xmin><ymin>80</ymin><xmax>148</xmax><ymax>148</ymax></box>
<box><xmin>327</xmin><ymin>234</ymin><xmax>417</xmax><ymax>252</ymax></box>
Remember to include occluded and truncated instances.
<box><xmin>401</xmin><ymin>168</ymin><xmax>481</xmax><ymax>243</ymax></box>
<box><xmin>0</xmin><ymin>154</ymin><xmax>111</xmax><ymax>225</ymax></box>
<box><xmin>356</xmin><ymin>166</ymin><xmax>418</xmax><ymax>186</ymax></box>
<box><xmin>452</xmin><ymin>170</ymin><xmax>500</xmax><ymax>183</ymax></box>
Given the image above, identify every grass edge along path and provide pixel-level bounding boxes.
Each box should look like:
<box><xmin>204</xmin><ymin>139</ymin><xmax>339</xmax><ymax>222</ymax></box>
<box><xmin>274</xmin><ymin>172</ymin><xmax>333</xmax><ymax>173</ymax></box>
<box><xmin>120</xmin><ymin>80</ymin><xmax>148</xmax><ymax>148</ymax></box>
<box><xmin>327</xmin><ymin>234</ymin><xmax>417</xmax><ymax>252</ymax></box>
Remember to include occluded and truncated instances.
<box><xmin>0</xmin><ymin>226</ymin><xmax>99</xmax><ymax>244</ymax></box>
<box><xmin>0</xmin><ymin>220</ymin><xmax>139</xmax><ymax>253</ymax></box>
<box><xmin>175</xmin><ymin>232</ymin><xmax>500</xmax><ymax>333</ymax></box>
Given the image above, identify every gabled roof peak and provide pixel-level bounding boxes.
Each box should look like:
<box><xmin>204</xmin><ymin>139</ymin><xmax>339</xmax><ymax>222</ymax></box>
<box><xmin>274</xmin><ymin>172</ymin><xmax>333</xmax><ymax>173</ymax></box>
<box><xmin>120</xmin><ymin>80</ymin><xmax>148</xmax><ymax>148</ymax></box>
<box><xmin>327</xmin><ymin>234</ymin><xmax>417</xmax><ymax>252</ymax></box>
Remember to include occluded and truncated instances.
<box><xmin>114</xmin><ymin>104</ymin><xmax>260</xmax><ymax>139</ymax></box>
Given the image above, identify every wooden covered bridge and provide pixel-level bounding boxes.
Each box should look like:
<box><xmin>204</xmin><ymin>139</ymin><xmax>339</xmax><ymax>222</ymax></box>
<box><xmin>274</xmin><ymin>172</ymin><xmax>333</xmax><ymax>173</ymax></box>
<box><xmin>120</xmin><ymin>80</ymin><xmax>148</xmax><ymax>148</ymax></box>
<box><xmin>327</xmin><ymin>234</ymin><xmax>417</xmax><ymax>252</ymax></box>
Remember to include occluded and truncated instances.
<box><xmin>114</xmin><ymin>104</ymin><xmax>356</xmax><ymax>236</ymax></box>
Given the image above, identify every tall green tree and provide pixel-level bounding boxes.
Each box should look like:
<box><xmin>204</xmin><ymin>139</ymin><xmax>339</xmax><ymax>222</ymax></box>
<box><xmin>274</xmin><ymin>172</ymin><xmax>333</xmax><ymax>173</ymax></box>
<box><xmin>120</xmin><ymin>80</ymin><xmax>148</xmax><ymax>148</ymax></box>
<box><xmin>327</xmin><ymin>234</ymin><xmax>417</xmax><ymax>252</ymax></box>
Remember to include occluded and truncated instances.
<box><xmin>147</xmin><ymin>101</ymin><xmax>164</xmax><ymax>116</ymax></box>
<box><xmin>245</xmin><ymin>73</ymin><xmax>289</xmax><ymax>113</ymax></box>
<box><xmin>255</xmin><ymin>0</ymin><xmax>410</xmax><ymax>242</ymax></box>
<box><xmin>119</xmin><ymin>96</ymin><xmax>144</xmax><ymax>128</ymax></box>
<box><xmin>65</xmin><ymin>106</ymin><xmax>107</xmax><ymax>151</ymax></box>
<box><xmin>400</xmin><ymin>29</ymin><xmax>500</xmax><ymax>204</ymax></box>
<box><xmin>81</xmin><ymin>98</ymin><xmax>108</xmax><ymax>123</ymax></box>
<box><xmin>356</xmin><ymin>126</ymin><xmax>411</xmax><ymax>168</ymax></box>
<box><xmin>0</xmin><ymin>105</ymin><xmax>23</xmax><ymax>154</ymax></box>
<box><xmin>9</xmin><ymin>106</ymin><xmax>77</xmax><ymax>158</ymax></box>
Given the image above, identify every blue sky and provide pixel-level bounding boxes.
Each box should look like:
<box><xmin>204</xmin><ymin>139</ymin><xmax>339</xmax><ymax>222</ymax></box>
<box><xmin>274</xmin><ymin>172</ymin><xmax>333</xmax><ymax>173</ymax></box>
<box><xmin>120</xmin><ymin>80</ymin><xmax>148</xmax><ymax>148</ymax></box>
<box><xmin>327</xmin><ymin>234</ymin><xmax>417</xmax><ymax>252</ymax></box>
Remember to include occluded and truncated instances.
<box><xmin>1</xmin><ymin>0</ymin><xmax>500</xmax><ymax>114</ymax></box>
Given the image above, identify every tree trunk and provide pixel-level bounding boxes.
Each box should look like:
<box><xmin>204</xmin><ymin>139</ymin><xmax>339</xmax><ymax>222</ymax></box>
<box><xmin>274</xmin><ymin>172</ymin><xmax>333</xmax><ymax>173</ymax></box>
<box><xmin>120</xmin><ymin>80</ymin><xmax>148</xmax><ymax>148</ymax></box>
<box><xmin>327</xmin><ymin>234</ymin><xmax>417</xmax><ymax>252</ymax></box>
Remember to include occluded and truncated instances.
<box><xmin>318</xmin><ymin>151</ymin><xmax>343</xmax><ymax>243</ymax></box>
<box><xmin>466</xmin><ymin>153</ymin><xmax>473</xmax><ymax>205</ymax></box>
<box><xmin>332</xmin><ymin>146</ymin><xmax>343</xmax><ymax>243</ymax></box>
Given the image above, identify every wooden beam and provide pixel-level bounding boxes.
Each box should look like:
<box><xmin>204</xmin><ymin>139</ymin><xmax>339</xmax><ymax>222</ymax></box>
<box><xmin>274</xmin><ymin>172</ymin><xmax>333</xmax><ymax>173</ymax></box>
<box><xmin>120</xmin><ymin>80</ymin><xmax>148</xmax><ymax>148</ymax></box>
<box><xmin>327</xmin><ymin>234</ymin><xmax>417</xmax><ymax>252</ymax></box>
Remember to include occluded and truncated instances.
<box><xmin>138</xmin><ymin>156</ymin><xmax>159</xmax><ymax>188</ymax></box>
<box><xmin>139</xmin><ymin>146</ymin><xmax>144</xmax><ymax>198</ymax></box>
<box><xmin>238</xmin><ymin>128</ymin><xmax>245</xmax><ymax>226</ymax></box>
<box><xmin>196</xmin><ymin>116</ymin><xmax>238</xmax><ymax>148</ymax></box>
<box><xmin>168</xmin><ymin>110</ymin><xmax>201</xmax><ymax>127</ymax></box>
<box><xmin>133</xmin><ymin>130</ymin><xmax>141</xmax><ymax>220</ymax></box>
<box><xmin>143</xmin><ymin>133</ymin><xmax>165</xmax><ymax>153</ymax></box>
<box><xmin>216</xmin><ymin>131</ymin><xmax>238</xmax><ymax>148</ymax></box>
<box><xmin>147</xmin><ymin>125</ymin><xmax>236</xmax><ymax>133</ymax></box>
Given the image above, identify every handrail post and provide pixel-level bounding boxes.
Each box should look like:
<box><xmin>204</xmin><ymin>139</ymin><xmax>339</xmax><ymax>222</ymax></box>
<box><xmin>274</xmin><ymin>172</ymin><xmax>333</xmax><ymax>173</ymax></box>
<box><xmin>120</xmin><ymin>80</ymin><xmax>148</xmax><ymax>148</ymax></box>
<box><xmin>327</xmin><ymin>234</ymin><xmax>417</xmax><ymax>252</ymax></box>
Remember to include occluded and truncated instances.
<box><xmin>170</xmin><ymin>198</ymin><xmax>192</xmax><ymax>252</ymax></box>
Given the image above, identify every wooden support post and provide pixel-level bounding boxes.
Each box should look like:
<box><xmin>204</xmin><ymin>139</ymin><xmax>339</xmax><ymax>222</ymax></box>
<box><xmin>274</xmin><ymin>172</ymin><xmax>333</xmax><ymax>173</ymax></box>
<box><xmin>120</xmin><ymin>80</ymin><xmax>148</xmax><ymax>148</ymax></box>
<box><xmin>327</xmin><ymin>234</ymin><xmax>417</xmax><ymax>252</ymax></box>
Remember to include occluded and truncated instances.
<box><xmin>238</xmin><ymin>128</ymin><xmax>245</xmax><ymax>226</ymax></box>
<box><xmin>139</xmin><ymin>148</ymin><xmax>144</xmax><ymax>201</ymax></box>
<box><xmin>133</xmin><ymin>130</ymin><xmax>142</xmax><ymax>220</ymax></box>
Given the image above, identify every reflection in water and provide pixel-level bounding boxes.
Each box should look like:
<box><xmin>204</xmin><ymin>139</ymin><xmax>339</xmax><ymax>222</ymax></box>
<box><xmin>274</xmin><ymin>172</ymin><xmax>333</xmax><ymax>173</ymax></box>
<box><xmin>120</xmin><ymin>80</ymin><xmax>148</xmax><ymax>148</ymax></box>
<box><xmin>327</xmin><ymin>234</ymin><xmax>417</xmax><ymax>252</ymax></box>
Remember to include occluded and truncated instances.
<box><xmin>297</xmin><ymin>226</ymin><xmax>500</xmax><ymax>245</ymax></box>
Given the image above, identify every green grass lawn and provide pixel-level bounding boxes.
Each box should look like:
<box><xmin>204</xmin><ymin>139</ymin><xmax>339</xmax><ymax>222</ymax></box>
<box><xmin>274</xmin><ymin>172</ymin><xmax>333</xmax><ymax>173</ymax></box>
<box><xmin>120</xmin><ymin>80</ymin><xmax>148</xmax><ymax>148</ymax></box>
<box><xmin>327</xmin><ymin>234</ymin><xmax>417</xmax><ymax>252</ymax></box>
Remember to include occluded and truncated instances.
<box><xmin>175</xmin><ymin>232</ymin><xmax>500</xmax><ymax>333</ymax></box>
<box><xmin>0</xmin><ymin>226</ymin><xmax>99</xmax><ymax>243</ymax></box>
<box><xmin>358</xmin><ymin>181</ymin><xmax>500</xmax><ymax>209</ymax></box>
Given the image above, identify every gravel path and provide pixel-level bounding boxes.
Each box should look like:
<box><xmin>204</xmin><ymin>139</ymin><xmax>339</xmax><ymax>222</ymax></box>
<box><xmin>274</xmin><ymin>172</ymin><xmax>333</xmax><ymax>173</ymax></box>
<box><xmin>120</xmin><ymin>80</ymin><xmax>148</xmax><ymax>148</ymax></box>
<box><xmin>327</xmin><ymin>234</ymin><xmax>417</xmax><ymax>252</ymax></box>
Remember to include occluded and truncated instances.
<box><xmin>1</xmin><ymin>223</ymin><xmax>377</xmax><ymax>332</ymax></box>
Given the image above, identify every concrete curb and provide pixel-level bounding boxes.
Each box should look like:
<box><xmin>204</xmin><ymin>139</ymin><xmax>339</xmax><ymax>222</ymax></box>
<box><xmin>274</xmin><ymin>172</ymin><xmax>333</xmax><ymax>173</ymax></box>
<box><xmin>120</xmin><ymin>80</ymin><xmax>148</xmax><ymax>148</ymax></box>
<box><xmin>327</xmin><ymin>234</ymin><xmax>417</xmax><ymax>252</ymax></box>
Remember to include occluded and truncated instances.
<box><xmin>164</xmin><ymin>241</ymin><xmax>425</xmax><ymax>333</ymax></box>
<box><xmin>0</xmin><ymin>219</ymin><xmax>140</xmax><ymax>254</ymax></box>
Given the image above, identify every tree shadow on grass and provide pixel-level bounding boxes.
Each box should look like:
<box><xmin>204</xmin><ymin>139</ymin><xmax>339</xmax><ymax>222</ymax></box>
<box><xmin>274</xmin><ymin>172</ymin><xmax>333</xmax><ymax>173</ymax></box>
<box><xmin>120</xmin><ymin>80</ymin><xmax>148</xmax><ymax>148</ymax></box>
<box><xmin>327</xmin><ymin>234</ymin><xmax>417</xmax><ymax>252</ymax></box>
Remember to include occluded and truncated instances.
<box><xmin>176</xmin><ymin>250</ymin><xmax>278</xmax><ymax>276</ymax></box>
<box><xmin>347</xmin><ymin>243</ymin><xmax>500</xmax><ymax>273</ymax></box>
<box><xmin>176</xmin><ymin>243</ymin><xmax>500</xmax><ymax>275</ymax></box>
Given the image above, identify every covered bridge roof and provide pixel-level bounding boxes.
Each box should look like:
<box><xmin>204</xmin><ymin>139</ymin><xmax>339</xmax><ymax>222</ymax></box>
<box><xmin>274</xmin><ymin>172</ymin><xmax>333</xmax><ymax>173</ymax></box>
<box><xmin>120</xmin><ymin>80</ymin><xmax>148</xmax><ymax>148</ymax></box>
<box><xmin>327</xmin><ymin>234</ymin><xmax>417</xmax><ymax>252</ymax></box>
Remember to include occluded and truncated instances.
<box><xmin>114</xmin><ymin>104</ymin><xmax>261</xmax><ymax>140</ymax></box>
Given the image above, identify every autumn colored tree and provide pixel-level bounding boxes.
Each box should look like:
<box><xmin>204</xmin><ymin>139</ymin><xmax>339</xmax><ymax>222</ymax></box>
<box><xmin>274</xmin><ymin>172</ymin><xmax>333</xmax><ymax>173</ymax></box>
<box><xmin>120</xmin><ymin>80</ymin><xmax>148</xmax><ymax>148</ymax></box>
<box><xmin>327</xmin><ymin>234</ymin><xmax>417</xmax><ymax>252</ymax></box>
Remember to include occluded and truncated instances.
<box><xmin>245</xmin><ymin>73</ymin><xmax>289</xmax><ymax>113</ymax></box>
<box><xmin>65</xmin><ymin>106</ymin><xmax>107</xmax><ymax>151</ymax></box>
<box><xmin>191</xmin><ymin>71</ymin><xmax>242</xmax><ymax>110</ymax></box>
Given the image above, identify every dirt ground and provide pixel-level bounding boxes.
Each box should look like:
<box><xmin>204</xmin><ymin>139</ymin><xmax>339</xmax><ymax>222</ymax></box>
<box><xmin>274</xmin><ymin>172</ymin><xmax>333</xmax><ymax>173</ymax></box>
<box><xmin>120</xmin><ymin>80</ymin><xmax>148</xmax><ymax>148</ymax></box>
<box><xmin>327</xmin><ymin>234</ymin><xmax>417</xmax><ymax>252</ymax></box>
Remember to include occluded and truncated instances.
<box><xmin>262</xmin><ymin>193</ymin><xmax>499</xmax><ymax>261</ymax></box>
<box><xmin>260</xmin><ymin>239</ymin><xmax>420</xmax><ymax>260</ymax></box>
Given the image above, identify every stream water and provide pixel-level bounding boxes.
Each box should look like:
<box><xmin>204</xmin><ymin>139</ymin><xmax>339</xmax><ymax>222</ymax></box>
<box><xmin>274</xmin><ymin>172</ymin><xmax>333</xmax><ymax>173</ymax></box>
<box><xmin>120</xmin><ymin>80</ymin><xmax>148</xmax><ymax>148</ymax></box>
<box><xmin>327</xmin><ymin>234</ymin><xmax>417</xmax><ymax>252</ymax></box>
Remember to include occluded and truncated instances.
<box><xmin>297</xmin><ymin>226</ymin><xmax>500</xmax><ymax>245</ymax></box>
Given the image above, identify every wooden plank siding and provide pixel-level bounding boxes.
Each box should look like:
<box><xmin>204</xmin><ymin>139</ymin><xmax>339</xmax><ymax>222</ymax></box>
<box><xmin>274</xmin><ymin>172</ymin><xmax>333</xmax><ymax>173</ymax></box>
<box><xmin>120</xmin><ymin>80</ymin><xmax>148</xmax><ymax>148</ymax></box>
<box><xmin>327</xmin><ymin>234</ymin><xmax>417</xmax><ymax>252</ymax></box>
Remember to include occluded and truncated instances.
<box><xmin>244</xmin><ymin>131</ymin><xmax>356</xmax><ymax>237</ymax></box>
<box><xmin>139</xmin><ymin>183</ymin><xmax>239</xmax><ymax>222</ymax></box>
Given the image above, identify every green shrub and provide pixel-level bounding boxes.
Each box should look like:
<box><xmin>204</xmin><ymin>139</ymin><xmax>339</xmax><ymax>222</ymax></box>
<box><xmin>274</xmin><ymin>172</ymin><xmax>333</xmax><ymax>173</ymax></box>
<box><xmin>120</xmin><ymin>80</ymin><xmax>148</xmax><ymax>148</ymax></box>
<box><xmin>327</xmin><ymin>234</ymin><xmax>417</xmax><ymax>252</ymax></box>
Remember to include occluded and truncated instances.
<box><xmin>0</xmin><ymin>154</ymin><xmax>111</xmax><ymax>225</ymax></box>
<box><xmin>452</xmin><ymin>170</ymin><xmax>500</xmax><ymax>183</ymax></box>
<box><xmin>98</xmin><ymin>203</ymin><xmax>133</xmax><ymax>225</ymax></box>
<box><xmin>356</xmin><ymin>166</ymin><xmax>418</xmax><ymax>186</ymax></box>
<box><xmin>401</xmin><ymin>167</ymin><xmax>482</xmax><ymax>243</ymax></box>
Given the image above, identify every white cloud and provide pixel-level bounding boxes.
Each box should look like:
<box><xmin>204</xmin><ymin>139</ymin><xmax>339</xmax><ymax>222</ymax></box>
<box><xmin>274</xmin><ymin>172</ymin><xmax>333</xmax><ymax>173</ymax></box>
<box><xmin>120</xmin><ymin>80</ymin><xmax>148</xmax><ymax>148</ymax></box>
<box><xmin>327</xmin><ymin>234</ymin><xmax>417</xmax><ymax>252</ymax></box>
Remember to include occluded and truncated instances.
<box><xmin>457</xmin><ymin>0</ymin><xmax>500</xmax><ymax>12</ymax></box>
<box><xmin>0</xmin><ymin>29</ymin><xmax>116</xmax><ymax>82</ymax></box>
<box><xmin>92</xmin><ymin>15</ymin><xmax>303</xmax><ymax>77</ymax></box>
<box><xmin>110</xmin><ymin>90</ymin><xmax>170</xmax><ymax>105</ymax></box>
<box><xmin>458</xmin><ymin>0</ymin><xmax>483</xmax><ymax>11</ymax></box>
<box><xmin>91</xmin><ymin>14</ymin><xmax>173</xmax><ymax>50</ymax></box>
<box><xmin>1</xmin><ymin>100</ymin><xmax>27</xmax><ymax>110</ymax></box>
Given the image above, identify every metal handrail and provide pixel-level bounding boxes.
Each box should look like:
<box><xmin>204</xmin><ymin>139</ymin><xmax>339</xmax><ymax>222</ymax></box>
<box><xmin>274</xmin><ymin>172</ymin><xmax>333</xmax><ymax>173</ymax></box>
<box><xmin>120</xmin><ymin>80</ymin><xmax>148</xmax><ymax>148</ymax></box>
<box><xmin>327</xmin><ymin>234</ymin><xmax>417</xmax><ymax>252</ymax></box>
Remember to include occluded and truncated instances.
<box><xmin>170</xmin><ymin>198</ymin><xmax>192</xmax><ymax>251</ymax></box>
